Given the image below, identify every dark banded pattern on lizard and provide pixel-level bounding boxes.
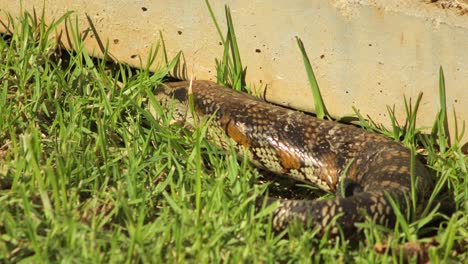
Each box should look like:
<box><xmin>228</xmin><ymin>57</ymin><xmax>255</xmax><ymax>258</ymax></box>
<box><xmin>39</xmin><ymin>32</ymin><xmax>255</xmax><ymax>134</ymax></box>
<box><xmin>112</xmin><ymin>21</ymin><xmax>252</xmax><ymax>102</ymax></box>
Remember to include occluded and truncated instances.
<box><xmin>154</xmin><ymin>80</ymin><xmax>433</xmax><ymax>235</ymax></box>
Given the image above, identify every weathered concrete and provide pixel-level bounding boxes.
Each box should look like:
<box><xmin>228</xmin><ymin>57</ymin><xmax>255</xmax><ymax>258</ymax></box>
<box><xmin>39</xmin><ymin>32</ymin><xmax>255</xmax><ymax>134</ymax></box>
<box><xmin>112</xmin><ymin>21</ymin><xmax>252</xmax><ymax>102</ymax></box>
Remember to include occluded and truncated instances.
<box><xmin>1</xmin><ymin>0</ymin><xmax>466</xmax><ymax>144</ymax></box>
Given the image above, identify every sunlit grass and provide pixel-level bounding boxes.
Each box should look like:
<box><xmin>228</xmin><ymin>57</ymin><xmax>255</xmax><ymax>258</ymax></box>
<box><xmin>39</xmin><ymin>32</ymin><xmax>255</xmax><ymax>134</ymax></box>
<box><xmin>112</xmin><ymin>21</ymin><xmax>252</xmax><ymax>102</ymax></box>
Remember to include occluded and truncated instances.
<box><xmin>0</xmin><ymin>5</ymin><xmax>466</xmax><ymax>263</ymax></box>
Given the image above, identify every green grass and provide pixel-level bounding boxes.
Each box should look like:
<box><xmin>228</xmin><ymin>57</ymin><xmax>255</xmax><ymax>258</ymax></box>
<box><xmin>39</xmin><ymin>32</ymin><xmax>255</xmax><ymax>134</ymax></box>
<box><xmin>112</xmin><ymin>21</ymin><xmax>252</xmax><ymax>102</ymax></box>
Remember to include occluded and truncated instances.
<box><xmin>0</xmin><ymin>8</ymin><xmax>466</xmax><ymax>264</ymax></box>
<box><xmin>206</xmin><ymin>1</ymin><xmax>246</xmax><ymax>92</ymax></box>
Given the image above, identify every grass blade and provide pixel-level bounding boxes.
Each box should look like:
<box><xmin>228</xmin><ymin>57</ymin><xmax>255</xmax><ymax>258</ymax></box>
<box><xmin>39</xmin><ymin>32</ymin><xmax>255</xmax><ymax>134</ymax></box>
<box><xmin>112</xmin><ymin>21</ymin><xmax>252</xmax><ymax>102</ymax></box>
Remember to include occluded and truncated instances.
<box><xmin>296</xmin><ymin>37</ymin><xmax>329</xmax><ymax>119</ymax></box>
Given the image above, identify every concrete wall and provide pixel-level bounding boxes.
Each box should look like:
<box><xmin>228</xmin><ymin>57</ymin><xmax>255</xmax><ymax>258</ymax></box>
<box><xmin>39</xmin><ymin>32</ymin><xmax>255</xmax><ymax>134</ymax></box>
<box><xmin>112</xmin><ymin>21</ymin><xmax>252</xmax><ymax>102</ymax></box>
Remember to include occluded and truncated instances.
<box><xmin>1</xmin><ymin>1</ymin><xmax>467</xmax><ymax>144</ymax></box>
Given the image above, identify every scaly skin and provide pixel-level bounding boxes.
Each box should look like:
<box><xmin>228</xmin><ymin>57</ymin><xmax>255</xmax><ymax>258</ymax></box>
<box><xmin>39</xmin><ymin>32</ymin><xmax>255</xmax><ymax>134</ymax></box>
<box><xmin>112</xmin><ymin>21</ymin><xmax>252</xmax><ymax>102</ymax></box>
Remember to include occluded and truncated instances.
<box><xmin>154</xmin><ymin>80</ymin><xmax>433</xmax><ymax>235</ymax></box>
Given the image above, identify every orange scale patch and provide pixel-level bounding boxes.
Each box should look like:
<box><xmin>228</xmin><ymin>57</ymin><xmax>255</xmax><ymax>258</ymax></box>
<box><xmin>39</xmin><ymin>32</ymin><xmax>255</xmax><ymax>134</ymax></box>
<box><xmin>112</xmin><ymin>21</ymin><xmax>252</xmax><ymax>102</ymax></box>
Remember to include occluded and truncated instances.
<box><xmin>226</xmin><ymin>120</ymin><xmax>250</xmax><ymax>147</ymax></box>
<box><xmin>276</xmin><ymin>149</ymin><xmax>301</xmax><ymax>171</ymax></box>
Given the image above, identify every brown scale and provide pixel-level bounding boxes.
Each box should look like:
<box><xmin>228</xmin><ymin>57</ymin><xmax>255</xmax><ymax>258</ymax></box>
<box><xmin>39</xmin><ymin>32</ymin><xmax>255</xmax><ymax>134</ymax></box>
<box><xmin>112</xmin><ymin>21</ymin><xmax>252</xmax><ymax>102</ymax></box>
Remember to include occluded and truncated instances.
<box><xmin>153</xmin><ymin>80</ymin><xmax>434</xmax><ymax>236</ymax></box>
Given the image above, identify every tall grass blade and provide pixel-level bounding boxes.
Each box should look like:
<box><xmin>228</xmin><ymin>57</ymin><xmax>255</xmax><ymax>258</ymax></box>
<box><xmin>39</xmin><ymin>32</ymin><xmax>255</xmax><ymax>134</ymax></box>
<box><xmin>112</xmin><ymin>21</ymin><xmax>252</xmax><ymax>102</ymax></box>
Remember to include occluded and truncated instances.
<box><xmin>225</xmin><ymin>6</ymin><xmax>245</xmax><ymax>90</ymax></box>
<box><xmin>205</xmin><ymin>0</ymin><xmax>225</xmax><ymax>42</ymax></box>
<box><xmin>432</xmin><ymin>66</ymin><xmax>450</xmax><ymax>153</ymax></box>
<box><xmin>296</xmin><ymin>37</ymin><xmax>329</xmax><ymax>119</ymax></box>
<box><xmin>205</xmin><ymin>2</ymin><xmax>246</xmax><ymax>90</ymax></box>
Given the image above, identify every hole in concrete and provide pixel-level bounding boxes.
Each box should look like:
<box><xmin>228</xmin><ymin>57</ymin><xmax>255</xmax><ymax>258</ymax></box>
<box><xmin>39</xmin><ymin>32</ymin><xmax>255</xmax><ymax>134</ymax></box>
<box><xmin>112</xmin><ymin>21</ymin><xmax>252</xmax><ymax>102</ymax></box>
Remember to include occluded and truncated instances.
<box><xmin>320</xmin><ymin>54</ymin><xmax>325</xmax><ymax>59</ymax></box>
<box><xmin>255</xmin><ymin>48</ymin><xmax>261</xmax><ymax>53</ymax></box>
<box><xmin>218</xmin><ymin>42</ymin><xmax>222</xmax><ymax>46</ymax></box>
<box><xmin>113</xmin><ymin>39</ymin><xmax>119</xmax><ymax>44</ymax></box>
<box><xmin>130</xmin><ymin>55</ymin><xmax>138</xmax><ymax>59</ymax></box>
<box><xmin>141</xmin><ymin>7</ymin><xmax>148</xmax><ymax>11</ymax></box>
<box><xmin>177</xmin><ymin>30</ymin><xmax>182</xmax><ymax>35</ymax></box>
